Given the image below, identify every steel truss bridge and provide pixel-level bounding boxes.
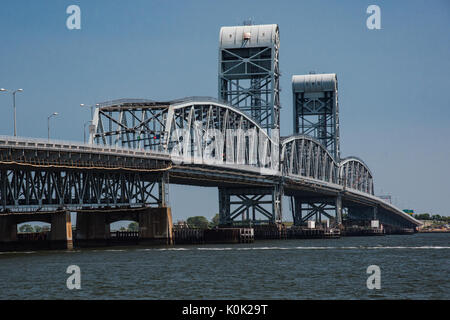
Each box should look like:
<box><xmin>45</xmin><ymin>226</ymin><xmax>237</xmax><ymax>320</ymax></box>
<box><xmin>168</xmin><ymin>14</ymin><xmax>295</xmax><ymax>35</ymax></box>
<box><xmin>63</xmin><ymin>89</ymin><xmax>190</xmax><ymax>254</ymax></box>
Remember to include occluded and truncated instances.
<box><xmin>0</xmin><ymin>23</ymin><xmax>421</xmax><ymax>231</ymax></box>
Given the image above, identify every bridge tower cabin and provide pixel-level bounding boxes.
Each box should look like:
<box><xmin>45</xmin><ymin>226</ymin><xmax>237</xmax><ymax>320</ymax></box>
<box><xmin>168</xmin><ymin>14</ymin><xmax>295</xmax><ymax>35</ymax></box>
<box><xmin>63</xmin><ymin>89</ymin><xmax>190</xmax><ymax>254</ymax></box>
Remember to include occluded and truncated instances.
<box><xmin>218</xmin><ymin>24</ymin><xmax>282</xmax><ymax>226</ymax></box>
<box><xmin>290</xmin><ymin>74</ymin><xmax>342</xmax><ymax>228</ymax></box>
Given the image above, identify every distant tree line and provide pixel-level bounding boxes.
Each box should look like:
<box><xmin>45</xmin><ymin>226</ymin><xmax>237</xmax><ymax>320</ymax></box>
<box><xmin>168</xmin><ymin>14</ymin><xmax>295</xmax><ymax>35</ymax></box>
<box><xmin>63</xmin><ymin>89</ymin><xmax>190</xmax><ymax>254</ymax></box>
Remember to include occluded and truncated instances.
<box><xmin>116</xmin><ymin>216</ymin><xmax>220</xmax><ymax>231</ymax></box>
<box><xmin>118</xmin><ymin>222</ymin><xmax>139</xmax><ymax>231</ymax></box>
<box><xmin>186</xmin><ymin>214</ymin><xmax>220</xmax><ymax>229</ymax></box>
<box><xmin>413</xmin><ymin>213</ymin><xmax>450</xmax><ymax>222</ymax></box>
<box><xmin>18</xmin><ymin>224</ymin><xmax>50</xmax><ymax>233</ymax></box>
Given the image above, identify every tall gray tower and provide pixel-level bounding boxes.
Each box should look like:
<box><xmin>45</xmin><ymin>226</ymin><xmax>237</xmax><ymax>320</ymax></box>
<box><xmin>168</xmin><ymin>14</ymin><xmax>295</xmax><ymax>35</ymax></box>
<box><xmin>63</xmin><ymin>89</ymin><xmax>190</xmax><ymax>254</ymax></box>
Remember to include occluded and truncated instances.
<box><xmin>217</xmin><ymin>24</ymin><xmax>282</xmax><ymax>226</ymax></box>
<box><xmin>292</xmin><ymin>73</ymin><xmax>340</xmax><ymax>161</ymax></box>
<box><xmin>218</xmin><ymin>24</ymin><xmax>280</xmax><ymax>136</ymax></box>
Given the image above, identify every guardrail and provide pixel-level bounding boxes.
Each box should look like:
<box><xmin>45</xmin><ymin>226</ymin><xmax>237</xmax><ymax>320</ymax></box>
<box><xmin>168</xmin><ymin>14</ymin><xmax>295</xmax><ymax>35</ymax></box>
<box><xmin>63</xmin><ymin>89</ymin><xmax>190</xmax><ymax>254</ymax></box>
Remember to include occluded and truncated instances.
<box><xmin>0</xmin><ymin>135</ymin><xmax>169</xmax><ymax>159</ymax></box>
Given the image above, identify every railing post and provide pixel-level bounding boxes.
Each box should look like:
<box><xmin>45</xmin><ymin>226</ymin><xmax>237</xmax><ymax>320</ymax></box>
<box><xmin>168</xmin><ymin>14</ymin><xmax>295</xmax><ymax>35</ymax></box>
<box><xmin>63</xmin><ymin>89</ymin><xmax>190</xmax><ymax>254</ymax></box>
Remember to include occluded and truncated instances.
<box><xmin>336</xmin><ymin>193</ymin><xmax>343</xmax><ymax>225</ymax></box>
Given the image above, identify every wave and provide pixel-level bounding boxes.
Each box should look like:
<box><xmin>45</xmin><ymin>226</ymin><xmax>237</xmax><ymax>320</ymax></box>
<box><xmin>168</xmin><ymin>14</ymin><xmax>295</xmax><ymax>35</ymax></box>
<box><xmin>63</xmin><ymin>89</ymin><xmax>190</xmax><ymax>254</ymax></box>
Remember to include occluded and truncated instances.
<box><xmin>195</xmin><ymin>246</ymin><xmax>450</xmax><ymax>251</ymax></box>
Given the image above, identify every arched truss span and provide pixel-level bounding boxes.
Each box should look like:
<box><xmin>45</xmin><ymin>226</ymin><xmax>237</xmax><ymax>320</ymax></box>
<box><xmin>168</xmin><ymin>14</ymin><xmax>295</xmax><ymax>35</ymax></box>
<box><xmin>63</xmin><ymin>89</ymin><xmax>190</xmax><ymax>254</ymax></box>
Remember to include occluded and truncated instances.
<box><xmin>281</xmin><ymin>135</ymin><xmax>339</xmax><ymax>184</ymax></box>
<box><xmin>91</xmin><ymin>97</ymin><xmax>279</xmax><ymax>171</ymax></box>
<box><xmin>339</xmin><ymin>157</ymin><xmax>374</xmax><ymax>195</ymax></box>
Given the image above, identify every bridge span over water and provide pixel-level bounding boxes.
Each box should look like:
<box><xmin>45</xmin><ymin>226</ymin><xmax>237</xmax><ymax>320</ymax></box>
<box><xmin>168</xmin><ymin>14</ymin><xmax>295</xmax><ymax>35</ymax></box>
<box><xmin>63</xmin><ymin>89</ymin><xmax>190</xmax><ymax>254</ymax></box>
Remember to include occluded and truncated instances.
<box><xmin>0</xmin><ymin>23</ymin><xmax>421</xmax><ymax>249</ymax></box>
<box><xmin>0</xmin><ymin>97</ymin><xmax>420</xmax><ymax>230</ymax></box>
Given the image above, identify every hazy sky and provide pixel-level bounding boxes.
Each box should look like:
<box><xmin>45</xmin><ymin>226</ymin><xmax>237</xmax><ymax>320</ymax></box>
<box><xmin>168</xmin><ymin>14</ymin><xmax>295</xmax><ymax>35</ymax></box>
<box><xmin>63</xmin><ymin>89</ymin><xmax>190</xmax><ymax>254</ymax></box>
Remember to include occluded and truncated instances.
<box><xmin>0</xmin><ymin>0</ymin><xmax>449</xmax><ymax>223</ymax></box>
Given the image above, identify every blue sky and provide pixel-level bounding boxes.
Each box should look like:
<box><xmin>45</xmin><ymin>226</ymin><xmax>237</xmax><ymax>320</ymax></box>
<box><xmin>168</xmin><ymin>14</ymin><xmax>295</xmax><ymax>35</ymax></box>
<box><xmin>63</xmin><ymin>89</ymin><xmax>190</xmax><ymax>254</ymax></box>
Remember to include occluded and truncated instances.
<box><xmin>0</xmin><ymin>0</ymin><xmax>449</xmax><ymax>222</ymax></box>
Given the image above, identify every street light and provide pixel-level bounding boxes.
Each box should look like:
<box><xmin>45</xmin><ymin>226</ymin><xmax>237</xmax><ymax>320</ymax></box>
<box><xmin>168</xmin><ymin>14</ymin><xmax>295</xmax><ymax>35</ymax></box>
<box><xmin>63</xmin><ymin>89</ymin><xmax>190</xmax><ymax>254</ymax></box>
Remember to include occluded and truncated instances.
<box><xmin>47</xmin><ymin>112</ymin><xmax>59</xmax><ymax>141</ymax></box>
<box><xmin>1</xmin><ymin>88</ymin><xmax>24</xmax><ymax>136</ymax></box>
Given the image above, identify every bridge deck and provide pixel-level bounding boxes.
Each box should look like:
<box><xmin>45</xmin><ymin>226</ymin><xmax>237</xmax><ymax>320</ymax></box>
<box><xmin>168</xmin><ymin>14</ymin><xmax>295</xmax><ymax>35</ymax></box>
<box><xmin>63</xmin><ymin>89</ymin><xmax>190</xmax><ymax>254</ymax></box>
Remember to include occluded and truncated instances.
<box><xmin>0</xmin><ymin>136</ymin><xmax>421</xmax><ymax>228</ymax></box>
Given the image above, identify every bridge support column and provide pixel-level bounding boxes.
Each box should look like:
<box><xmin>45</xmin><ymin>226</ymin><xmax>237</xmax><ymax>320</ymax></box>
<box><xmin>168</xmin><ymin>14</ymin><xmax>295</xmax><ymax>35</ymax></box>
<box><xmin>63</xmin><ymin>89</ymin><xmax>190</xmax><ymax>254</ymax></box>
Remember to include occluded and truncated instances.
<box><xmin>75</xmin><ymin>212</ymin><xmax>110</xmax><ymax>247</ymax></box>
<box><xmin>336</xmin><ymin>194</ymin><xmax>343</xmax><ymax>225</ymax></box>
<box><xmin>291</xmin><ymin>196</ymin><xmax>340</xmax><ymax>227</ymax></box>
<box><xmin>158</xmin><ymin>171</ymin><xmax>169</xmax><ymax>207</ymax></box>
<box><xmin>50</xmin><ymin>211</ymin><xmax>73</xmax><ymax>250</ymax></box>
<box><xmin>0</xmin><ymin>215</ymin><xmax>17</xmax><ymax>243</ymax></box>
<box><xmin>218</xmin><ymin>185</ymin><xmax>282</xmax><ymax>225</ymax></box>
<box><xmin>138</xmin><ymin>207</ymin><xmax>173</xmax><ymax>245</ymax></box>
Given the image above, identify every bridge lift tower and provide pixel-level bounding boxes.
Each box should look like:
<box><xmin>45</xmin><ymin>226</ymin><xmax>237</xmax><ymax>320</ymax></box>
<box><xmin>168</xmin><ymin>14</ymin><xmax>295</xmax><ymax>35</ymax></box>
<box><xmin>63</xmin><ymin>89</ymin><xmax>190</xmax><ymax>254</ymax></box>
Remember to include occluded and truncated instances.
<box><xmin>290</xmin><ymin>73</ymin><xmax>343</xmax><ymax>227</ymax></box>
<box><xmin>218</xmin><ymin>23</ymin><xmax>282</xmax><ymax>225</ymax></box>
<box><xmin>292</xmin><ymin>73</ymin><xmax>340</xmax><ymax>160</ymax></box>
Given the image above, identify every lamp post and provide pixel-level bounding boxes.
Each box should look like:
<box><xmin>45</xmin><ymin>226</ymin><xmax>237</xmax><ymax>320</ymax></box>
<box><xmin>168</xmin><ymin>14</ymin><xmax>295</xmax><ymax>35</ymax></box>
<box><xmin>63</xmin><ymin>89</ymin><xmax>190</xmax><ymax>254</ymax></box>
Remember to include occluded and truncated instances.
<box><xmin>47</xmin><ymin>112</ymin><xmax>59</xmax><ymax>141</ymax></box>
<box><xmin>1</xmin><ymin>88</ymin><xmax>24</xmax><ymax>136</ymax></box>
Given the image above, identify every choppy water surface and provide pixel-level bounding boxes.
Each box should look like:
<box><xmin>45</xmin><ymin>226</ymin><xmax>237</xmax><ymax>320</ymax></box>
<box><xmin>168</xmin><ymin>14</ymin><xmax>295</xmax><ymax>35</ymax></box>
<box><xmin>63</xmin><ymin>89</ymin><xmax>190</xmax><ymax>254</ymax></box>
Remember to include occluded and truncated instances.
<box><xmin>0</xmin><ymin>233</ymin><xmax>448</xmax><ymax>299</ymax></box>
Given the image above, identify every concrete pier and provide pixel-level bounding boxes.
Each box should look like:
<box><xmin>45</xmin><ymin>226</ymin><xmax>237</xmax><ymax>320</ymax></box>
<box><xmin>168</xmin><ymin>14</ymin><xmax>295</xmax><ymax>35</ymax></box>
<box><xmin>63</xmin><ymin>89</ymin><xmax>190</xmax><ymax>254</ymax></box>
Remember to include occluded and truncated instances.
<box><xmin>75</xmin><ymin>212</ymin><xmax>110</xmax><ymax>247</ymax></box>
<box><xmin>0</xmin><ymin>215</ymin><xmax>17</xmax><ymax>243</ymax></box>
<box><xmin>138</xmin><ymin>207</ymin><xmax>173</xmax><ymax>245</ymax></box>
<box><xmin>75</xmin><ymin>207</ymin><xmax>173</xmax><ymax>247</ymax></box>
<box><xmin>0</xmin><ymin>207</ymin><xmax>172</xmax><ymax>251</ymax></box>
<box><xmin>49</xmin><ymin>212</ymin><xmax>73</xmax><ymax>249</ymax></box>
<box><xmin>0</xmin><ymin>211</ymin><xmax>73</xmax><ymax>251</ymax></box>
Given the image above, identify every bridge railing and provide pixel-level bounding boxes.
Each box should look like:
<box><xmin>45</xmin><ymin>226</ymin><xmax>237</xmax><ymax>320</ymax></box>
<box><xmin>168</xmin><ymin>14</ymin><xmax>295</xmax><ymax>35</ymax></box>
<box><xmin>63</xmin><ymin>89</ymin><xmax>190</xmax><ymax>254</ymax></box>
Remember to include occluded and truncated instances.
<box><xmin>0</xmin><ymin>135</ymin><xmax>169</xmax><ymax>159</ymax></box>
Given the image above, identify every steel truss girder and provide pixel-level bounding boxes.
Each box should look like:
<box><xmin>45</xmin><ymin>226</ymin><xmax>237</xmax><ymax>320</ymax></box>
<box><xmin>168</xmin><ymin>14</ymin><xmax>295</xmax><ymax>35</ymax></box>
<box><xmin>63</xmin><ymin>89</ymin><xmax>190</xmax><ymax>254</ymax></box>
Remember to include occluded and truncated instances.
<box><xmin>281</xmin><ymin>135</ymin><xmax>339</xmax><ymax>184</ymax></box>
<box><xmin>92</xmin><ymin>103</ymin><xmax>169</xmax><ymax>151</ymax></box>
<box><xmin>92</xmin><ymin>100</ymin><xmax>279</xmax><ymax>172</ymax></box>
<box><xmin>340</xmin><ymin>157</ymin><xmax>374</xmax><ymax>195</ymax></box>
<box><xmin>218</xmin><ymin>185</ymin><xmax>282</xmax><ymax>225</ymax></box>
<box><xmin>219</xmin><ymin>31</ymin><xmax>280</xmax><ymax>135</ymax></box>
<box><xmin>290</xmin><ymin>195</ymin><xmax>342</xmax><ymax>227</ymax></box>
<box><xmin>0</xmin><ymin>168</ymin><xmax>168</xmax><ymax>212</ymax></box>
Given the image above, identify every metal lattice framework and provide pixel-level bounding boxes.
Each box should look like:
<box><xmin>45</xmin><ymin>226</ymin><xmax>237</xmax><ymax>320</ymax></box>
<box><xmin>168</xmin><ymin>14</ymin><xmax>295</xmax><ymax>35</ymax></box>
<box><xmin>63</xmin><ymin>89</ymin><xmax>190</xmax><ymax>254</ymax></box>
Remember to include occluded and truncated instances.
<box><xmin>290</xmin><ymin>197</ymin><xmax>341</xmax><ymax>226</ymax></box>
<box><xmin>0</xmin><ymin>169</ymin><xmax>166</xmax><ymax>211</ymax></box>
<box><xmin>282</xmin><ymin>135</ymin><xmax>341</xmax><ymax>226</ymax></box>
<box><xmin>339</xmin><ymin>157</ymin><xmax>374</xmax><ymax>195</ymax></box>
<box><xmin>91</xmin><ymin>98</ymin><xmax>279</xmax><ymax>172</ymax></box>
<box><xmin>219</xmin><ymin>24</ymin><xmax>280</xmax><ymax>135</ymax></box>
<box><xmin>0</xmin><ymin>136</ymin><xmax>170</xmax><ymax>212</ymax></box>
<box><xmin>292</xmin><ymin>74</ymin><xmax>340</xmax><ymax>161</ymax></box>
<box><xmin>281</xmin><ymin>135</ymin><xmax>339</xmax><ymax>184</ymax></box>
<box><xmin>219</xmin><ymin>185</ymin><xmax>282</xmax><ymax>225</ymax></box>
<box><xmin>90</xmin><ymin>99</ymin><xmax>168</xmax><ymax>151</ymax></box>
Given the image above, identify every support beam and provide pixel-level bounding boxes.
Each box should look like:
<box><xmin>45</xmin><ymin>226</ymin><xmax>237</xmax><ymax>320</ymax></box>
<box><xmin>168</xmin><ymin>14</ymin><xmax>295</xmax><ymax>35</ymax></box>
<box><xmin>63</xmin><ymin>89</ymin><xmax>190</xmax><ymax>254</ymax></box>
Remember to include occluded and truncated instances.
<box><xmin>50</xmin><ymin>211</ymin><xmax>73</xmax><ymax>250</ymax></box>
<box><xmin>219</xmin><ymin>186</ymin><xmax>282</xmax><ymax>225</ymax></box>
<box><xmin>0</xmin><ymin>215</ymin><xmax>17</xmax><ymax>242</ymax></box>
<box><xmin>138</xmin><ymin>207</ymin><xmax>173</xmax><ymax>245</ymax></box>
<box><xmin>158</xmin><ymin>171</ymin><xmax>169</xmax><ymax>207</ymax></box>
<box><xmin>336</xmin><ymin>193</ymin><xmax>342</xmax><ymax>225</ymax></box>
<box><xmin>291</xmin><ymin>196</ymin><xmax>339</xmax><ymax>227</ymax></box>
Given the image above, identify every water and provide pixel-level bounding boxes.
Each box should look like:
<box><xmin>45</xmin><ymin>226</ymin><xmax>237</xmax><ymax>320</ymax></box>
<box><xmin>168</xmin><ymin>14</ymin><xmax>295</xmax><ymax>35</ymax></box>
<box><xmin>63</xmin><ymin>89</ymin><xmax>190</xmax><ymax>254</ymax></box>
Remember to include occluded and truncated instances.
<box><xmin>0</xmin><ymin>233</ymin><xmax>448</xmax><ymax>299</ymax></box>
